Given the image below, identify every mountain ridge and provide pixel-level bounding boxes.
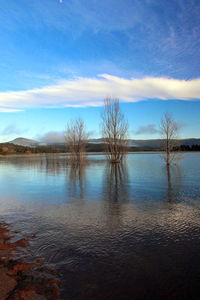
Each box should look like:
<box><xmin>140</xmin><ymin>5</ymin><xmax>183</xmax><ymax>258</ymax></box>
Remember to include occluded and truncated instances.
<box><xmin>8</xmin><ymin>137</ymin><xmax>39</xmax><ymax>147</ymax></box>
<box><xmin>7</xmin><ymin>137</ymin><xmax>200</xmax><ymax>148</ymax></box>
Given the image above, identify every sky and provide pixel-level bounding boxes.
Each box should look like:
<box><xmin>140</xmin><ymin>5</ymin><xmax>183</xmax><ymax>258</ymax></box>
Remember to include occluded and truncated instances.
<box><xmin>0</xmin><ymin>0</ymin><xmax>200</xmax><ymax>142</ymax></box>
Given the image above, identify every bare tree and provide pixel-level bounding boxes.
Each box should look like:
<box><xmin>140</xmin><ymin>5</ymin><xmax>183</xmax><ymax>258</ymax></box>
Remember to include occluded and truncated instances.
<box><xmin>160</xmin><ymin>112</ymin><xmax>180</xmax><ymax>165</ymax></box>
<box><xmin>65</xmin><ymin>118</ymin><xmax>89</xmax><ymax>163</ymax></box>
<box><xmin>101</xmin><ymin>98</ymin><xmax>128</xmax><ymax>163</ymax></box>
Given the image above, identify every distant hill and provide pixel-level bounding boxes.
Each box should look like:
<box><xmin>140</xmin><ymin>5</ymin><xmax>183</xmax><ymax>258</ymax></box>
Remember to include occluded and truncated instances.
<box><xmin>131</xmin><ymin>138</ymin><xmax>200</xmax><ymax>148</ymax></box>
<box><xmin>89</xmin><ymin>138</ymin><xmax>200</xmax><ymax>148</ymax></box>
<box><xmin>8</xmin><ymin>137</ymin><xmax>39</xmax><ymax>147</ymax></box>
<box><xmin>1</xmin><ymin>136</ymin><xmax>200</xmax><ymax>155</ymax></box>
<box><xmin>6</xmin><ymin>137</ymin><xmax>200</xmax><ymax>149</ymax></box>
<box><xmin>178</xmin><ymin>138</ymin><xmax>200</xmax><ymax>146</ymax></box>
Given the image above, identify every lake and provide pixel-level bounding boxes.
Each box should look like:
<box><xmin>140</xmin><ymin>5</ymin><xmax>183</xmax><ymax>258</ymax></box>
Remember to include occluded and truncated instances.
<box><xmin>0</xmin><ymin>153</ymin><xmax>200</xmax><ymax>299</ymax></box>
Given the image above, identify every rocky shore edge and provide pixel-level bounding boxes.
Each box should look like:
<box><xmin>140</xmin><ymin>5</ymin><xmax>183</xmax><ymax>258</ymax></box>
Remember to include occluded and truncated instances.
<box><xmin>0</xmin><ymin>222</ymin><xmax>60</xmax><ymax>300</ymax></box>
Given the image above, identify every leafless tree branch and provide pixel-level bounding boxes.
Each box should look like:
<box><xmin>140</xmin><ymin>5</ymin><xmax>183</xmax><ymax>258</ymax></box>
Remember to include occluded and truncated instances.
<box><xmin>65</xmin><ymin>118</ymin><xmax>89</xmax><ymax>163</ymax></box>
<box><xmin>160</xmin><ymin>112</ymin><xmax>182</xmax><ymax>165</ymax></box>
<box><xmin>101</xmin><ymin>97</ymin><xmax>129</xmax><ymax>163</ymax></box>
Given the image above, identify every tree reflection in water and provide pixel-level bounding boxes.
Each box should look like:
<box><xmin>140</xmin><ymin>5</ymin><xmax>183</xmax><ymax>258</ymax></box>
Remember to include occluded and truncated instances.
<box><xmin>67</xmin><ymin>162</ymin><xmax>86</xmax><ymax>201</ymax></box>
<box><xmin>165</xmin><ymin>164</ymin><xmax>182</xmax><ymax>203</ymax></box>
<box><xmin>102</xmin><ymin>162</ymin><xmax>129</xmax><ymax>231</ymax></box>
<box><xmin>44</xmin><ymin>153</ymin><xmax>68</xmax><ymax>176</ymax></box>
<box><xmin>104</xmin><ymin>162</ymin><xmax>129</xmax><ymax>203</ymax></box>
<box><xmin>166</xmin><ymin>165</ymin><xmax>172</xmax><ymax>202</ymax></box>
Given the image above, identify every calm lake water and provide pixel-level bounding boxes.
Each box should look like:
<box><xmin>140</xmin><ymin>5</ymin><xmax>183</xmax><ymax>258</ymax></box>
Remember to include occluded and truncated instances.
<box><xmin>0</xmin><ymin>153</ymin><xmax>200</xmax><ymax>299</ymax></box>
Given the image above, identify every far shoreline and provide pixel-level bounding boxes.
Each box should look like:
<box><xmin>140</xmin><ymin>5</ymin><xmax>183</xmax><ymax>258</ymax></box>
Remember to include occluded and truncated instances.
<box><xmin>1</xmin><ymin>150</ymin><xmax>200</xmax><ymax>158</ymax></box>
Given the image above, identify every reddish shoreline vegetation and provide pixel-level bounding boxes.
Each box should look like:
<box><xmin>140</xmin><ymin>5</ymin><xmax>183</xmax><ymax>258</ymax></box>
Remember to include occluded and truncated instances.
<box><xmin>0</xmin><ymin>222</ymin><xmax>60</xmax><ymax>300</ymax></box>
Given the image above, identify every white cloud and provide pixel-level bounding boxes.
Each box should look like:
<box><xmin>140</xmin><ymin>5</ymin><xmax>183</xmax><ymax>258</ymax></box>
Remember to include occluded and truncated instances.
<box><xmin>0</xmin><ymin>108</ymin><xmax>22</xmax><ymax>112</ymax></box>
<box><xmin>0</xmin><ymin>75</ymin><xmax>200</xmax><ymax>112</ymax></box>
<box><xmin>39</xmin><ymin>131</ymin><xmax>65</xmax><ymax>144</ymax></box>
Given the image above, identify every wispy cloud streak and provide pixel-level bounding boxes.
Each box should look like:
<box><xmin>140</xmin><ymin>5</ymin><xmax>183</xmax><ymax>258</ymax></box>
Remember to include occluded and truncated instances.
<box><xmin>0</xmin><ymin>74</ymin><xmax>200</xmax><ymax>112</ymax></box>
<box><xmin>1</xmin><ymin>124</ymin><xmax>26</xmax><ymax>135</ymax></box>
<box><xmin>135</xmin><ymin>124</ymin><xmax>160</xmax><ymax>135</ymax></box>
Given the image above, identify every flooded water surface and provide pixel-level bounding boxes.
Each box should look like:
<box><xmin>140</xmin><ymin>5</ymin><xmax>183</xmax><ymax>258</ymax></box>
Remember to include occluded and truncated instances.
<box><xmin>0</xmin><ymin>153</ymin><xmax>200</xmax><ymax>299</ymax></box>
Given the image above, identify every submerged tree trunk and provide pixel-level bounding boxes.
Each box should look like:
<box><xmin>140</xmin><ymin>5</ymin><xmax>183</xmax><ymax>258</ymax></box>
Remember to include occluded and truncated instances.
<box><xmin>101</xmin><ymin>98</ymin><xmax>129</xmax><ymax>163</ymax></box>
<box><xmin>65</xmin><ymin>118</ymin><xmax>89</xmax><ymax>164</ymax></box>
<box><xmin>160</xmin><ymin>112</ymin><xmax>180</xmax><ymax>166</ymax></box>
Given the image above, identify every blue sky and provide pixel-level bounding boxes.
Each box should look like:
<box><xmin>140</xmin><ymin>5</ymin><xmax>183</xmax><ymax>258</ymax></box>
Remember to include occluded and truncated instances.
<box><xmin>0</xmin><ymin>0</ymin><xmax>200</xmax><ymax>141</ymax></box>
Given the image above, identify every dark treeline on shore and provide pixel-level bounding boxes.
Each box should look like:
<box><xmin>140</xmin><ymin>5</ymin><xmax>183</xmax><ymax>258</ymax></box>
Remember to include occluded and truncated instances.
<box><xmin>177</xmin><ymin>144</ymin><xmax>200</xmax><ymax>151</ymax></box>
<box><xmin>0</xmin><ymin>142</ymin><xmax>200</xmax><ymax>155</ymax></box>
